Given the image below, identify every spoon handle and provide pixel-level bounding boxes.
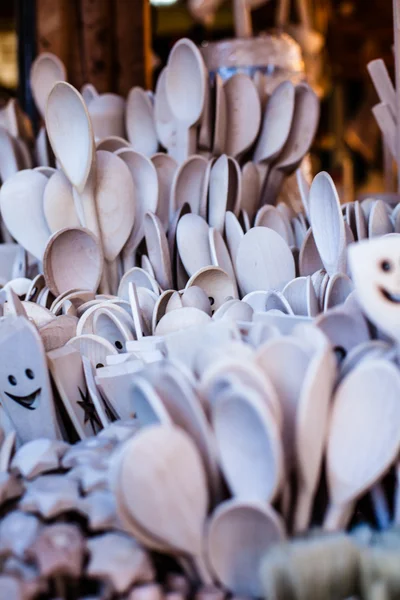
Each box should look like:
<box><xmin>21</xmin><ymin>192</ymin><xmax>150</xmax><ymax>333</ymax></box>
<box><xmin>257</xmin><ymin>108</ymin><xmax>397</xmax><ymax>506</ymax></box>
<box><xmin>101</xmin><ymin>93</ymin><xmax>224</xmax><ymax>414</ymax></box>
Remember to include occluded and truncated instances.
<box><xmin>393</xmin><ymin>462</ymin><xmax>400</xmax><ymax>524</ymax></box>
<box><xmin>193</xmin><ymin>552</ymin><xmax>214</xmax><ymax>586</ymax></box>
<box><xmin>260</xmin><ymin>168</ymin><xmax>285</xmax><ymax>207</ymax></box>
<box><xmin>171</xmin><ymin>123</ymin><xmax>197</xmax><ymax>164</ymax></box>
<box><xmin>292</xmin><ymin>484</ymin><xmax>313</xmax><ymax>533</ymax></box>
<box><xmin>323</xmin><ymin>501</ymin><xmax>354</xmax><ymax>531</ymax></box>
<box><xmin>233</xmin><ymin>0</ymin><xmax>252</xmax><ymax>38</ymax></box>
<box><xmin>370</xmin><ymin>482</ymin><xmax>390</xmax><ymax>530</ymax></box>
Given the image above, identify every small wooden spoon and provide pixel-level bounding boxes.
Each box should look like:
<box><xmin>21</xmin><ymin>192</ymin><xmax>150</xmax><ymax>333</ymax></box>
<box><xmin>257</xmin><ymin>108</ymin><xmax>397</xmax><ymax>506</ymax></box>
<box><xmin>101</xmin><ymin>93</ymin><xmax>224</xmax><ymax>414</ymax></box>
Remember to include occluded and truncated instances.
<box><xmin>223</xmin><ymin>74</ymin><xmax>261</xmax><ymax>158</ymax></box>
<box><xmin>144</xmin><ymin>211</ymin><xmax>173</xmax><ymax>290</ymax></box>
<box><xmin>186</xmin><ymin>266</ymin><xmax>238</xmax><ymax>312</ymax></box>
<box><xmin>308</xmin><ymin>171</ymin><xmax>346</xmax><ymax>275</ymax></box>
<box><xmin>116</xmin><ymin>148</ymin><xmax>158</xmax><ymax>269</ymax></box>
<box><xmin>206</xmin><ymin>498</ymin><xmax>285</xmax><ymax>597</ymax></box>
<box><xmin>43</xmin><ymin>170</ymin><xmax>80</xmax><ymax>233</ymax></box>
<box><xmin>30</xmin><ymin>52</ymin><xmax>67</xmax><ymax>119</ymax></box>
<box><xmin>43</xmin><ymin>227</ymin><xmax>103</xmax><ymax>296</ymax></box>
<box><xmin>171</xmin><ymin>155</ymin><xmax>209</xmax><ymax>214</ymax></box>
<box><xmin>263</xmin><ymin>84</ymin><xmax>319</xmax><ymax>205</ymax></box>
<box><xmin>253</xmin><ymin>80</ymin><xmax>295</xmax><ymax>170</ymax></box>
<box><xmin>126</xmin><ymin>87</ymin><xmax>158</xmax><ymax>157</ymax></box>
<box><xmin>165</xmin><ymin>39</ymin><xmax>206</xmax><ymax>163</ymax></box>
<box><xmin>154</xmin><ymin>67</ymin><xmax>177</xmax><ymax>156</ymax></box>
<box><xmin>0</xmin><ymin>169</ymin><xmax>50</xmax><ymax>260</ymax></box>
<box><xmin>212</xmin><ymin>74</ymin><xmax>227</xmax><ymax>155</ymax></box>
<box><xmin>151</xmin><ymin>153</ymin><xmax>178</xmax><ymax>230</ymax></box>
<box><xmin>324</xmin><ymin>359</ymin><xmax>400</xmax><ymax>530</ymax></box>
<box><xmin>114</xmin><ymin>424</ymin><xmax>212</xmax><ymax>583</ymax></box>
<box><xmin>236</xmin><ymin>227</ymin><xmax>295</xmax><ymax>296</ymax></box>
<box><xmin>212</xmin><ymin>383</ymin><xmax>283</xmax><ymax>503</ymax></box>
<box><xmin>176</xmin><ymin>214</ymin><xmax>212</xmax><ymax>277</ymax></box>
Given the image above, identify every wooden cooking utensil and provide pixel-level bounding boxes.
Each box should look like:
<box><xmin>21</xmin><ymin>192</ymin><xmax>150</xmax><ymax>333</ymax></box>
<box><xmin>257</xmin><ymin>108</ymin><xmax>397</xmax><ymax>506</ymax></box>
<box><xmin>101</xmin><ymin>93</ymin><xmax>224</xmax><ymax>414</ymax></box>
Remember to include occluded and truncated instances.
<box><xmin>43</xmin><ymin>170</ymin><xmax>80</xmax><ymax>233</ymax></box>
<box><xmin>96</xmin><ymin>149</ymin><xmax>135</xmax><ymax>258</ymax></box>
<box><xmin>150</xmin><ymin>363</ymin><xmax>222</xmax><ymax>503</ymax></box>
<box><xmin>46</xmin><ymin>82</ymin><xmax>100</xmax><ymax>241</ymax></box>
<box><xmin>186</xmin><ymin>266</ymin><xmax>238</xmax><ymax>312</ymax></box>
<box><xmin>126</xmin><ymin>87</ymin><xmax>158</xmax><ymax>157</ymax></box>
<box><xmin>324</xmin><ymin>359</ymin><xmax>400</xmax><ymax>530</ymax></box>
<box><xmin>165</xmin><ymin>39</ymin><xmax>206</xmax><ymax>164</ymax></box>
<box><xmin>151</xmin><ymin>153</ymin><xmax>178</xmax><ymax>230</ymax></box>
<box><xmin>206</xmin><ymin>498</ymin><xmax>285</xmax><ymax>597</ymax></box>
<box><xmin>113</xmin><ymin>424</ymin><xmax>212</xmax><ymax>583</ymax></box>
<box><xmin>263</xmin><ymin>83</ymin><xmax>319</xmax><ymax>205</ymax></box>
<box><xmin>170</xmin><ymin>155</ymin><xmax>209</xmax><ymax>214</ymax></box>
<box><xmin>30</xmin><ymin>52</ymin><xmax>67</xmax><ymax>119</ymax></box>
<box><xmin>348</xmin><ymin>236</ymin><xmax>400</xmax><ymax>344</ymax></box>
<box><xmin>43</xmin><ymin>227</ymin><xmax>103</xmax><ymax>297</ymax></box>
<box><xmin>0</xmin><ymin>169</ymin><xmax>50</xmax><ymax>260</ymax></box>
<box><xmin>240</xmin><ymin>162</ymin><xmax>260</xmax><ymax>222</ymax></box>
<box><xmin>0</xmin><ymin>315</ymin><xmax>61</xmax><ymax>443</ymax></box>
<box><xmin>176</xmin><ymin>214</ymin><xmax>212</xmax><ymax>277</ymax></box>
<box><xmin>253</xmin><ymin>81</ymin><xmax>295</xmax><ymax>171</ymax></box>
<box><xmin>308</xmin><ymin>171</ymin><xmax>346</xmax><ymax>275</ymax></box>
<box><xmin>236</xmin><ymin>227</ymin><xmax>295</xmax><ymax>295</ymax></box>
<box><xmin>144</xmin><ymin>212</ymin><xmax>173</xmax><ymax>291</ymax></box>
<box><xmin>96</xmin><ymin>136</ymin><xmax>130</xmax><ymax>153</ymax></box>
<box><xmin>212</xmin><ymin>74</ymin><xmax>227</xmax><ymax>156</ymax></box>
<box><xmin>293</xmin><ymin>326</ymin><xmax>336</xmax><ymax>532</ymax></box>
<box><xmin>212</xmin><ymin>383</ymin><xmax>283</xmax><ymax>503</ymax></box>
<box><xmin>154</xmin><ymin>67</ymin><xmax>177</xmax><ymax>156</ymax></box>
<box><xmin>223</xmin><ymin>74</ymin><xmax>261</xmax><ymax>158</ymax></box>
<box><xmin>116</xmin><ymin>148</ymin><xmax>158</xmax><ymax>270</ymax></box>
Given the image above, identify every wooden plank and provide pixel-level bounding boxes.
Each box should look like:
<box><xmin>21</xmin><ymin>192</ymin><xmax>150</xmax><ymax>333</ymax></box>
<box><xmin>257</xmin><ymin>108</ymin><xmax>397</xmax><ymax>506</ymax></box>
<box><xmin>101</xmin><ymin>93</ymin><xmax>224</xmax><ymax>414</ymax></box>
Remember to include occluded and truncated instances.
<box><xmin>114</xmin><ymin>0</ymin><xmax>152</xmax><ymax>96</ymax></box>
<box><xmin>80</xmin><ymin>0</ymin><xmax>113</xmax><ymax>93</ymax></box>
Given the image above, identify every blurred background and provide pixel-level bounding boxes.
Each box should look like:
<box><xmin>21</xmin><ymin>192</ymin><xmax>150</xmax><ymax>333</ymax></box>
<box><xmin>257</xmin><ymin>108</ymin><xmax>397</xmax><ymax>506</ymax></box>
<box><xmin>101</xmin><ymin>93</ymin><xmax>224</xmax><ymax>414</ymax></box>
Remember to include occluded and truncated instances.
<box><xmin>0</xmin><ymin>0</ymin><xmax>395</xmax><ymax>200</ymax></box>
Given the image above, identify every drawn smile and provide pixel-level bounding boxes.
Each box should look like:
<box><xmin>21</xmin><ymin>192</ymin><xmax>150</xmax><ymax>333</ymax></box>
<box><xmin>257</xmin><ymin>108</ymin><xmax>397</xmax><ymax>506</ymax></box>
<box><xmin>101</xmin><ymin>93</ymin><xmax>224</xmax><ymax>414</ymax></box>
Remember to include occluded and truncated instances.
<box><xmin>380</xmin><ymin>288</ymin><xmax>400</xmax><ymax>304</ymax></box>
<box><xmin>4</xmin><ymin>388</ymin><xmax>41</xmax><ymax>410</ymax></box>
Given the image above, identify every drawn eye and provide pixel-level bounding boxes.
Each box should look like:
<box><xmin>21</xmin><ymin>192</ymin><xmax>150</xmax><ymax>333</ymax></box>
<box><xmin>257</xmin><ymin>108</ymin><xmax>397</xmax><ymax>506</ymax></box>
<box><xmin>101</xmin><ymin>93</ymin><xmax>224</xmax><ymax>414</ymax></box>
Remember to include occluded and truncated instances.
<box><xmin>96</xmin><ymin>363</ymin><xmax>104</xmax><ymax>369</ymax></box>
<box><xmin>8</xmin><ymin>375</ymin><xmax>17</xmax><ymax>386</ymax></box>
<box><xmin>25</xmin><ymin>369</ymin><xmax>34</xmax><ymax>380</ymax></box>
<box><xmin>208</xmin><ymin>296</ymin><xmax>214</xmax><ymax>306</ymax></box>
<box><xmin>380</xmin><ymin>260</ymin><xmax>393</xmax><ymax>272</ymax></box>
<box><xmin>115</xmin><ymin>341</ymin><xmax>123</xmax><ymax>350</ymax></box>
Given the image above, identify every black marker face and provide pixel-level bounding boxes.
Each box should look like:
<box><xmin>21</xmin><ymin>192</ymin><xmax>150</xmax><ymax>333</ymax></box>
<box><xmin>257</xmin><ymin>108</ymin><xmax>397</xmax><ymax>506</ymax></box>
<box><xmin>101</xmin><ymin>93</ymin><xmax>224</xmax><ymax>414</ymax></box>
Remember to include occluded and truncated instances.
<box><xmin>3</xmin><ymin>368</ymin><xmax>40</xmax><ymax>410</ymax></box>
<box><xmin>4</xmin><ymin>388</ymin><xmax>41</xmax><ymax>410</ymax></box>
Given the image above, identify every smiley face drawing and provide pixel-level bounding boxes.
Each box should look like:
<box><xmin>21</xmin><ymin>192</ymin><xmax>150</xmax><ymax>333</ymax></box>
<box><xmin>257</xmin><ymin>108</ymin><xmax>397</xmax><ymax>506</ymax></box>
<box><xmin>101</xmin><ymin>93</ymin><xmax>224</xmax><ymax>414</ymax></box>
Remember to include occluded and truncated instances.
<box><xmin>0</xmin><ymin>316</ymin><xmax>61</xmax><ymax>443</ymax></box>
<box><xmin>348</xmin><ymin>236</ymin><xmax>400</xmax><ymax>342</ymax></box>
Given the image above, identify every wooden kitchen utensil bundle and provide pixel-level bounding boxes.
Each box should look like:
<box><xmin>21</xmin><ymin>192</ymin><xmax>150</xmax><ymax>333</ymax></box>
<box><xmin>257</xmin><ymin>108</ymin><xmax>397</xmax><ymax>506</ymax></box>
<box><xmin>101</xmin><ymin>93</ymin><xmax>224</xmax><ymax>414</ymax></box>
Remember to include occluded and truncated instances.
<box><xmin>1</xmin><ymin>31</ymin><xmax>400</xmax><ymax>598</ymax></box>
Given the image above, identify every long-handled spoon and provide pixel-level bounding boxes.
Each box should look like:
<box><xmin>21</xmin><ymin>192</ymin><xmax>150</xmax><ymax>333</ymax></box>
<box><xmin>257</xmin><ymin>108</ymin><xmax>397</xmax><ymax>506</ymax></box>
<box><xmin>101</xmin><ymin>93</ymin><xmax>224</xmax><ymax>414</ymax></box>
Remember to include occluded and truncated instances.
<box><xmin>165</xmin><ymin>39</ymin><xmax>206</xmax><ymax>164</ymax></box>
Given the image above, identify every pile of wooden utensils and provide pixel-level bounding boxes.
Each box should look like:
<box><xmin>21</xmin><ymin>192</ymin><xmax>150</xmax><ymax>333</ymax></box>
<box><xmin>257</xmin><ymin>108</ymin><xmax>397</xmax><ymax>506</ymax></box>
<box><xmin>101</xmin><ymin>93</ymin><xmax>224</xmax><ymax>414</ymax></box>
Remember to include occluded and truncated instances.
<box><xmin>1</xmin><ymin>34</ymin><xmax>400</xmax><ymax>600</ymax></box>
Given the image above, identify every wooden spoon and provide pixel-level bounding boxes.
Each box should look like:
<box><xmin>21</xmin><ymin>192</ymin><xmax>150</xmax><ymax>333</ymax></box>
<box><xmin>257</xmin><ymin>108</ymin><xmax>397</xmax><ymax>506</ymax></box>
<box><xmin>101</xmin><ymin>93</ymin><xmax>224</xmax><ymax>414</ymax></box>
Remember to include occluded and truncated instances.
<box><xmin>43</xmin><ymin>170</ymin><xmax>80</xmax><ymax>233</ymax></box>
<box><xmin>126</xmin><ymin>87</ymin><xmax>158</xmax><ymax>157</ymax></box>
<box><xmin>212</xmin><ymin>74</ymin><xmax>227</xmax><ymax>156</ymax></box>
<box><xmin>46</xmin><ymin>82</ymin><xmax>100</xmax><ymax>240</ymax></box>
<box><xmin>144</xmin><ymin>212</ymin><xmax>173</xmax><ymax>290</ymax></box>
<box><xmin>113</xmin><ymin>424</ymin><xmax>212</xmax><ymax>583</ymax></box>
<box><xmin>263</xmin><ymin>84</ymin><xmax>319</xmax><ymax>205</ymax></box>
<box><xmin>43</xmin><ymin>227</ymin><xmax>103</xmax><ymax>296</ymax></box>
<box><xmin>208</xmin><ymin>155</ymin><xmax>229</xmax><ymax>233</ymax></box>
<box><xmin>87</xmin><ymin>93</ymin><xmax>126</xmax><ymax>140</ymax></box>
<box><xmin>236</xmin><ymin>227</ymin><xmax>295</xmax><ymax>295</ymax></box>
<box><xmin>240</xmin><ymin>162</ymin><xmax>260</xmax><ymax>223</ymax></box>
<box><xmin>154</xmin><ymin>67</ymin><xmax>177</xmax><ymax>156</ymax></box>
<box><xmin>176</xmin><ymin>214</ymin><xmax>212</xmax><ymax>277</ymax></box>
<box><xmin>324</xmin><ymin>359</ymin><xmax>400</xmax><ymax>530</ymax></box>
<box><xmin>30</xmin><ymin>52</ymin><xmax>67</xmax><ymax>119</ymax></box>
<box><xmin>308</xmin><ymin>171</ymin><xmax>346</xmax><ymax>275</ymax></box>
<box><xmin>0</xmin><ymin>169</ymin><xmax>50</xmax><ymax>260</ymax></box>
<box><xmin>170</xmin><ymin>155</ymin><xmax>209</xmax><ymax>214</ymax></box>
<box><xmin>206</xmin><ymin>499</ymin><xmax>285</xmax><ymax>597</ymax></box>
<box><xmin>151</xmin><ymin>153</ymin><xmax>178</xmax><ymax>231</ymax></box>
<box><xmin>212</xmin><ymin>383</ymin><xmax>283</xmax><ymax>503</ymax></box>
<box><xmin>186</xmin><ymin>266</ymin><xmax>238</xmax><ymax>312</ymax></box>
<box><xmin>116</xmin><ymin>148</ymin><xmax>158</xmax><ymax>269</ymax></box>
<box><xmin>223</xmin><ymin>74</ymin><xmax>261</xmax><ymax>158</ymax></box>
<box><xmin>165</xmin><ymin>39</ymin><xmax>206</xmax><ymax>164</ymax></box>
<box><xmin>253</xmin><ymin>81</ymin><xmax>295</xmax><ymax>171</ymax></box>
